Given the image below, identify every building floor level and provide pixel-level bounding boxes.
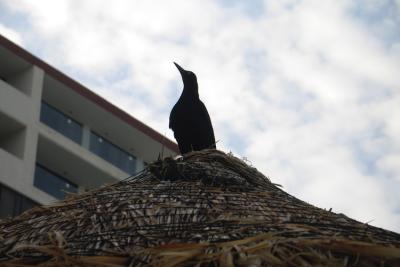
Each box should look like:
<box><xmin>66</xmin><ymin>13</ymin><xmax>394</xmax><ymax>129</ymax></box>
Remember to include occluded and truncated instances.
<box><xmin>0</xmin><ymin>34</ymin><xmax>178</xmax><ymax>218</ymax></box>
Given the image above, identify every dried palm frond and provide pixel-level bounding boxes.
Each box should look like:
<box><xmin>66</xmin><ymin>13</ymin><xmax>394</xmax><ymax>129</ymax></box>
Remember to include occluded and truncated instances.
<box><xmin>1</xmin><ymin>149</ymin><xmax>399</xmax><ymax>266</ymax></box>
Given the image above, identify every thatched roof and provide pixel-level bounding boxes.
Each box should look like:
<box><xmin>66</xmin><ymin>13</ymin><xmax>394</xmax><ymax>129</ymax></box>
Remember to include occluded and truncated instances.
<box><xmin>1</xmin><ymin>150</ymin><xmax>399</xmax><ymax>266</ymax></box>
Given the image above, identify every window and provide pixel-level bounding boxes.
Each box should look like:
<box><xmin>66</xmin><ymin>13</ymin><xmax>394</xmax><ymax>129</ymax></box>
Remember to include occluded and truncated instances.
<box><xmin>34</xmin><ymin>164</ymin><xmax>78</xmax><ymax>199</ymax></box>
<box><xmin>40</xmin><ymin>102</ymin><xmax>83</xmax><ymax>144</ymax></box>
<box><xmin>0</xmin><ymin>184</ymin><xmax>37</xmax><ymax>218</ymax></box>
<box><xmin>89</xmin><ymin>131</ymin><xmax>136</xmax><ymax>174</ymax></box>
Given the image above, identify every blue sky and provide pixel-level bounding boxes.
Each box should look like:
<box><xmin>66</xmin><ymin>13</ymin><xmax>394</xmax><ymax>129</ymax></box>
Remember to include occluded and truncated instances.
<box><xmin>1</xmin><ymin>0</ymin><xmax>399</xmax><ymax>232</ymax></box>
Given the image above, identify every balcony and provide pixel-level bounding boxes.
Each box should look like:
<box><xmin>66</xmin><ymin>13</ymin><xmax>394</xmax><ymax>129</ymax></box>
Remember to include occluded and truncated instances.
<box><xmin>40</xmin><ymin>101</ymin><xmax>83</xmax><ymax>144</ymax></box>
<box><xmin>89</xmin><ymin>131</ymin><xmax>137</xmax><ymax>175</ymax></box>
<box><xmin>0</xmin><ymin>110</ymin><xmax>26</xmax><ymax>159</ymax></box>
<box><xmin>39</xmin><ymin>100</ymin><xmax>139</xmax><ymax>175</ymax></box>
<box><xmin>37</xmin><ymin>128</ymin><xmax>126</xmax><ymax>191</ymax></box>
<box><xmin>0</xmin><ymin>45</ymin><xmax>33</xmax><ymax>96</ymax></box>
<box><xmin>34</xmin><ymin>164</ymin><xmax>78</xmax><ymax>200</ymax></box>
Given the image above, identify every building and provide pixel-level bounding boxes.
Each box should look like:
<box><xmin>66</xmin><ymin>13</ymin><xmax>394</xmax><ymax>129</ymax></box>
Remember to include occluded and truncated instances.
<box><xmin>0</xmin><ymin>34</ymin><xmax>178</xmax><ymax>218</ymax></box>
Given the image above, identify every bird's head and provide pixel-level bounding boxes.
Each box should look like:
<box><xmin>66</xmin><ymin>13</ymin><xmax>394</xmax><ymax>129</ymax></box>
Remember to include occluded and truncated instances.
<box><xmin>174</xmin><ymin>62</ymin><xmax>198</xmax><ymax>96</ymax></box>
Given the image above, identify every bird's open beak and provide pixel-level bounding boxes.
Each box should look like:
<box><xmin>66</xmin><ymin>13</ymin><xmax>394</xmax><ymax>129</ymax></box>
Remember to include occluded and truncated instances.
<box><xmin>174</xmin><ymin>62</ymin><xmax>185</xmax><ymax>75</ymax></box>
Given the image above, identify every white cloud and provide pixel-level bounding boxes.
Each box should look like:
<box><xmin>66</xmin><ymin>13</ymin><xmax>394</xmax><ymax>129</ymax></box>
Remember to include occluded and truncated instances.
<box><xmin>0</xmin><ymin>23</ymin><xmax>22</xmax><ymax>44</ymax></box>
<box><xmin>1</xmin><ymin>0</ymin><xmax>400</xmax><ymax>232</ymax></box>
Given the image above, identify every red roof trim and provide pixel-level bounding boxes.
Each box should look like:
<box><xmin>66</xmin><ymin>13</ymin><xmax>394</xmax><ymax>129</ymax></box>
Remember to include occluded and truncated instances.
<box><xmin>0</xmin><ymin>34</ymin><xmax>179</xmax><ymax>153</ymax></box>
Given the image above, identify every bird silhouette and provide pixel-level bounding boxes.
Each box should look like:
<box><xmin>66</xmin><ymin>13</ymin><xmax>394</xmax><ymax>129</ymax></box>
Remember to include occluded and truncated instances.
<box><xmin>169</xmin><ymin>62</ymin><xmax>216</xmax><ymax>154</ymax></box>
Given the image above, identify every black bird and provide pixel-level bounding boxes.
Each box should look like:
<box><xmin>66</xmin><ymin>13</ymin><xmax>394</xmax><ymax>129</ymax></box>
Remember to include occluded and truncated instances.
<box><xmin>169</xmin><ymin>62</ymin><xmax>216</xmax><ymax>154</ymax></box>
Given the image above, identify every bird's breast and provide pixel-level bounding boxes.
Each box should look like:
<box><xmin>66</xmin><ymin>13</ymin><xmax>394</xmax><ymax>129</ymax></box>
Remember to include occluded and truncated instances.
<box><xmin>170</xmin><ymin>100</ymin><xmax>202</xmax><ymax>127</ymax></box>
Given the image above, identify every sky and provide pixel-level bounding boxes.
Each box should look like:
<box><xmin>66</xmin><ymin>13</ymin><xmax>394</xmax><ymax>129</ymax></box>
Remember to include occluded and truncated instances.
<box><xmin>0</xmin><ymin>0</ymin><xmax>399</xmax><ymax>232</ymax></box>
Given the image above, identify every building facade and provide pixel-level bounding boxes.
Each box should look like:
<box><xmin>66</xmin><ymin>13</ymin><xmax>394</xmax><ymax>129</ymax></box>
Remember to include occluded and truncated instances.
<box><xmin>0</xmin><ymin>35</ymin><xmax>178</xmax><ymax>218</ymax></box>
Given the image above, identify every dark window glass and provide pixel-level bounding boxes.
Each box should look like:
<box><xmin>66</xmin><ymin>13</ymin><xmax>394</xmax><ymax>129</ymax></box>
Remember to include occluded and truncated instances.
<box><xmin>40</xmin><ymin>102</ymin><xmax>83</xmax><ymax>144</ymax></box>
<box><xmin>0</xmin><ymin>185</ymin><xmax>15</xmax><ymax>218</ymax></box>
<box><xmin>0</xmin><ymin>184</ymin><xmax>38</xmax><ymax>218</ymax></box>
<box><xmin>89</xmin><ymin>131</ymin><xmax>136</xmax><ymax>174</ymax></box>
<box><xmin>34</xmin><ymin>164</ymin><xmax>78</xmax><ymax>199</ymax></box>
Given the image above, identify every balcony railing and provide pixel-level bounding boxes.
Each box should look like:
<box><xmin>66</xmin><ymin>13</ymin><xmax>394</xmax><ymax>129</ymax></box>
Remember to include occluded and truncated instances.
<box><xmin>40</xmin><ymin>102</ymin><xmax>139</xmax><ymax>175</ymax></box>
<box><xmin>34</xmin><ymin>164</ymin><xmax>78</xmax><ymax>199</ymax></box>
<box><xmin>40</xmin><ymin>102</ymin><xmax>83</xmax><ymax>144</ymax></box>
<box><xmin>90</xmin><ymin>131</ymin><xmax>136</xmax><ymax>175</ymax></box>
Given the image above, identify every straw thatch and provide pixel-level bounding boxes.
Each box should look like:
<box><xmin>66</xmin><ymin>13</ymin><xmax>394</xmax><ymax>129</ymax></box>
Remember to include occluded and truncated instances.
<box><xmin>1</xmin><ymin>149</ymin><xmax>399</xmax><ymax>266</ymax></box>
